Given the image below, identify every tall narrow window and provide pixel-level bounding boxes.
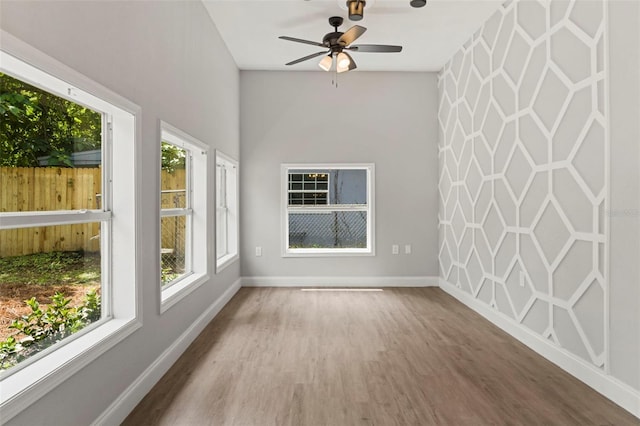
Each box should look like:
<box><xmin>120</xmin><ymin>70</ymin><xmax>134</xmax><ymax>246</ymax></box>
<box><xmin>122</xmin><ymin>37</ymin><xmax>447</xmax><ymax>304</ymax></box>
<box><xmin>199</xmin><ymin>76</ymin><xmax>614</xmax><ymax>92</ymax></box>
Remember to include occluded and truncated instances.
<box><xmin>0</xmin><ymin>43</ymin><xmax>137</xmax><ymax>416</ymax></box>
<box><xmin>282</xmin><ymin>164</ymin><xmax>375</xmax><ymax>256</ymax></box>
<box><xmin>160</xmin><ymin>140</ymin><xmax>190</xmax><ymax>286</ymax></box>
<box><xmin>216</xmin><ymin>151</ymin><xmax>238</xmax><ymax>272</ymax></box>
<box><xmin>159</xmin><ymin>123</ymin><xmax>208</xmax><ymax>310</ymax></box>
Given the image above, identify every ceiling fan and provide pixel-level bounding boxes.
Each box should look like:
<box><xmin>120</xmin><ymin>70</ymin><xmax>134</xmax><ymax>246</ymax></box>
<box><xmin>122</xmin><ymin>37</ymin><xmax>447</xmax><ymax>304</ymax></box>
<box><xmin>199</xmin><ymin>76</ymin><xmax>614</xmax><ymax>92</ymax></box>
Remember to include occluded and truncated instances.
<box><xmin>279</xmin><ymin>16</ymin><xmax>402</xmax><ymax>73</ymax></box>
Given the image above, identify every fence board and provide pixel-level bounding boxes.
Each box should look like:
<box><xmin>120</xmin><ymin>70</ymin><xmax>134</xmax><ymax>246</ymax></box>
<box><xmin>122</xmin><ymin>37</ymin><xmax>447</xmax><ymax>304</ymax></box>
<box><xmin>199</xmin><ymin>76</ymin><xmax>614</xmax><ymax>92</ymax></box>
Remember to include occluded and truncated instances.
<box><xmin>1</xmin><ymin>167</ymin><xmax>103</xmax><ymax>256</ymax></box>
<box><xmin>1</xmin><ymin>167</ymin><xmax>182</xmax><ymax>257</ymax></box>
<box><xmin>160</xmin><ymin>169</ymin><xmax>186</xmax><ymax>253</ymax></box>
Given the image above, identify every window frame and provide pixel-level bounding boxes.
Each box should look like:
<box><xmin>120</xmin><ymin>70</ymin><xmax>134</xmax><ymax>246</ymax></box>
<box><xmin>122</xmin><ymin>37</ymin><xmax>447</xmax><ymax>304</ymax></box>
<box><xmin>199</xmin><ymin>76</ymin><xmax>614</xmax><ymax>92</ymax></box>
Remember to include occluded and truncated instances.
<box><xmin>215</xmin><ymin>150</ymin><xmax>239</xmax><ymax>273</ymax></box>
<box><xmin>159</xmin><ymin>122</ymin><xmax>209</xmax><ymax>312</ymax></box>
<box><xmin>0</xmin><ymin>31</ymin><xmax>140</xmax><ymax>422</ymax></box>
<box><xmin>281</xmin><ymin>163</ymin><xmax>375</xmax><ymax>257</ymax></box>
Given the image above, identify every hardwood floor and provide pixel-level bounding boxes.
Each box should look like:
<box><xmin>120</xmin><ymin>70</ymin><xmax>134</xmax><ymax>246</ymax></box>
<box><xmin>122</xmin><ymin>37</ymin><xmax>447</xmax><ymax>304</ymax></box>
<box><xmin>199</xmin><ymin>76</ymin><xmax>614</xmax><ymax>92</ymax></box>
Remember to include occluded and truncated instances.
<box><xmin>123</xmin><ymin>288</ymin><xmax>639</xmax><ymax>425</ymax></box>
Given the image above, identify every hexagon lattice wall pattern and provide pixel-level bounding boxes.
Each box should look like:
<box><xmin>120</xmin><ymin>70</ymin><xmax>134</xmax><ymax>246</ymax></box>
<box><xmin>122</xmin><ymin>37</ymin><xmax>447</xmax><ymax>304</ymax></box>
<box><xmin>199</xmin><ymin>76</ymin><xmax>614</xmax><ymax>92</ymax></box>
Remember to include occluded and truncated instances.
<box><xmin>438</xmin><ymin>0</ymin><xmax>608</xmax><ymax>369</ymax></box>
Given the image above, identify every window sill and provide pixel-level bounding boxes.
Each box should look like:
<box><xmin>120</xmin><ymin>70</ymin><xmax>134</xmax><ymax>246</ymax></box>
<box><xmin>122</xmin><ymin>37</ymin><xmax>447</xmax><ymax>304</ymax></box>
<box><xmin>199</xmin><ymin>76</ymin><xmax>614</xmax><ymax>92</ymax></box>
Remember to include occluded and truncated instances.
<box><xmin>0</xmin><ymin>317</ymin><xmax>141</xmax><ymax>423</ymax></box>
<box><xmin>216</xmin><ymin>253</ymin><xmax>239</xmax><ymax>273</ymax></box>
<box><xmin>160</xmin><ymin>272</ymin><xmax>209</xmax><ymax>313</ymax></box>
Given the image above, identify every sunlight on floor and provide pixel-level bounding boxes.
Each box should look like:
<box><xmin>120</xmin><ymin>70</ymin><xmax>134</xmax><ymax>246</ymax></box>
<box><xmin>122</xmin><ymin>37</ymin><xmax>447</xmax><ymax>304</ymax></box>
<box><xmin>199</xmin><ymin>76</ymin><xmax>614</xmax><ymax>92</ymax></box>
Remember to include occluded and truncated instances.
<box><xmin>300</xmin><ymin>288</ymin><xmax>383</xmax><ymax>292</ymax></box>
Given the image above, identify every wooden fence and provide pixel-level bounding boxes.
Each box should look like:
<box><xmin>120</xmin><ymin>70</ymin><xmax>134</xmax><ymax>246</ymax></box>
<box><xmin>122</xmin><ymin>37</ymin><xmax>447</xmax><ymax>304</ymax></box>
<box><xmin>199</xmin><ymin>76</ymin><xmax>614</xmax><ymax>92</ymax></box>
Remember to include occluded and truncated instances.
<box><xmin>160</xmin><ymin>171</ymin><xmax>187</xmax><ymax>258</ymax></box>
<box><xmin>1</xmin><ymin>167</ymin><xmax>186</xmax><ymax>257</ymax></box>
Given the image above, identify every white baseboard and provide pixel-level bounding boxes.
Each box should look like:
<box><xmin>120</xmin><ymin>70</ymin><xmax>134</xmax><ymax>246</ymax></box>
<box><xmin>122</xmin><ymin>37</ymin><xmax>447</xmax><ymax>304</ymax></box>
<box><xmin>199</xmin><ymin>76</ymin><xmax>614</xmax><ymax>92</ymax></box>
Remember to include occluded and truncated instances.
<box><xmin>439</xmin><ymin>278</ymin><xmax>640</xmax><ymax>419</ymax></box>
<box><xmin>241</xmin><ymin>276</ymin><xmax>439</xmax><ymax>287</ymax></box>
<box><xmin>92</xmin><ymin>278</ymin><xmax>241</xmax><ymax>426</ymax></box>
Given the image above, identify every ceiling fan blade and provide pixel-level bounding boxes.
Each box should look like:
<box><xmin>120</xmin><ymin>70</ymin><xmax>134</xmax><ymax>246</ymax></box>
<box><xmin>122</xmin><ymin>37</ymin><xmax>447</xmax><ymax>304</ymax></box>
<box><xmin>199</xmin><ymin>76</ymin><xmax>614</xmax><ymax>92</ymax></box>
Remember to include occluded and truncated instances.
<box><xmin>338</xmin><ymin>25</ymin><xmax>366</xmax><ymax>46</ymax></box>
<box><xmin>348</xmin><ymin>44</ymin><xmax>403</xmax><ymax>53</ymax></box>
<box><xmin>285</xmin><ymin>51</ymin><xmax>329</xmax><ymax>66</ymax></box>
<box><xmin>279</xmin><ymin>36</ymin><xmax>324</xmax><ymax>48</ymax></box>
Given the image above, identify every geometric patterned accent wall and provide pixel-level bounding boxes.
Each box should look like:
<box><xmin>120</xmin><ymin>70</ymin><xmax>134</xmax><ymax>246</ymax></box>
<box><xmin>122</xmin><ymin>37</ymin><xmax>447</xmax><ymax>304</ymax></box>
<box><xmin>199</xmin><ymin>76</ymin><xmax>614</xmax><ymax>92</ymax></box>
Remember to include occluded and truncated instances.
<box><xmin>438</xmin><ymin>0</ymin><xmax>608</xmax><ymax>369</ymax></box>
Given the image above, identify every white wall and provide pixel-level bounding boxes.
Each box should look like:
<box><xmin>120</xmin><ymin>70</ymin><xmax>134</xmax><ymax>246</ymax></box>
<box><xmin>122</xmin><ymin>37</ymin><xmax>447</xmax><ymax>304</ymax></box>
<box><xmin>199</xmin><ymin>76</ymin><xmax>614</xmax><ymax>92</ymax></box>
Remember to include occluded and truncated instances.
<box><xmin>438</xmin><ymin>0</ymin><xmax>639</xmax><ymax>414</ymax></box>
<box><xmin>240</xmin><ymin>71</ymin><xmax>439</xmax><ymax>282</ymax></box>
<box><xmin>0</xmin><ymin>1</ymin><xmax>240</xmax><ymax>424</ymax></box>
<box><xmin>608</xmin><ymin>0</ymin><xmax>640</xmax><ymax>397</ymax></box>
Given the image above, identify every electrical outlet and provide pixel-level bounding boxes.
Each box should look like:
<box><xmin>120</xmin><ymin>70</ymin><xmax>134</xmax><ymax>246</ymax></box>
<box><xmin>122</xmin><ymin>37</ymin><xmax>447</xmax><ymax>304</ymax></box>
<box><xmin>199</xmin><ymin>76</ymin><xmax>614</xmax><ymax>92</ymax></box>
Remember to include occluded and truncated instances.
<box><xmin>405</xmin><ymin>244</ymin><xmax>412</xmax><ymax>254</ymax></box>
<box><xmin>519</xmin><ymin>271</ymin><xmax>526</xmax><ymax>287</ymax></box>
<box><xmin>255</xmin><ymin>246</ymin><xmax>262</xmax><ymax>257</ymax></box>
<box><xmin>392</xmin><ymin>244</ymin><xmax>399</xmax><ymax>255</ymax></box>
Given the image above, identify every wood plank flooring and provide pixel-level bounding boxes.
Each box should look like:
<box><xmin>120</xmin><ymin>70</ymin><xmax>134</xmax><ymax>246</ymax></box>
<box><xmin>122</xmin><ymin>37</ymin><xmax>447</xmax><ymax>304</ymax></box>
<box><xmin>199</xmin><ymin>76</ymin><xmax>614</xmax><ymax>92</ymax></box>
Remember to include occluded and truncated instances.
<box><xmin>123</xmin><ymin>288</ymin><xmax>639</xmax><ymax>425</ymax></box>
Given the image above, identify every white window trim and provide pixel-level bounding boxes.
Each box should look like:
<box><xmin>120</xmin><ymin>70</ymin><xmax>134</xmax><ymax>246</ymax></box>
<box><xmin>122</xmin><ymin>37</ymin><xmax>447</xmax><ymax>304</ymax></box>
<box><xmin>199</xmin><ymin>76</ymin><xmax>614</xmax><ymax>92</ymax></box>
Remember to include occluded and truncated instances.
<box><xmin>216</xmin><ymin>151</ymin><xmax>239</xmax><ymax>273</ymax></box>
<box><xmin>0</xmin><ymin>31</ymin><xmax>141</xmax><ymax>422</ymax></box>
<box><xmin>159</xmin><ymin>122</ymin><xmax>209</xmax><ymax>313</ymax></box>
<box><xmin>281</xmin><ymin>163</ymin><xmax>375</xmax><ymax>257</ymax></box>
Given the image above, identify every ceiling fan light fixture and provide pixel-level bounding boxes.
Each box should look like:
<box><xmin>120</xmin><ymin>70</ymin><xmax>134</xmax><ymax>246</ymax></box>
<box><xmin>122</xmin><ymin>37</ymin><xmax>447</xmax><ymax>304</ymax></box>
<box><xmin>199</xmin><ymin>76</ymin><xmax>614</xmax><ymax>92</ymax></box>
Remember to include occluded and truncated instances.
<box><xmin>337</xmin><ymin>52</ymin><xmax>350</xmax><ymax>68</ymax></box>
<box><xmin>336</xmin><ymin>52</ymin><xmax>356</xmax><ymax>73</ymax></box>
<box><xmin>347</xmin><ymin>0</ymin><xmax>365</xmax><ymax>21</ymax></box>
<box><xmin>318</xmin><ymin>54</ymin><xmax>333</xmax><ymax>71</ymax></box>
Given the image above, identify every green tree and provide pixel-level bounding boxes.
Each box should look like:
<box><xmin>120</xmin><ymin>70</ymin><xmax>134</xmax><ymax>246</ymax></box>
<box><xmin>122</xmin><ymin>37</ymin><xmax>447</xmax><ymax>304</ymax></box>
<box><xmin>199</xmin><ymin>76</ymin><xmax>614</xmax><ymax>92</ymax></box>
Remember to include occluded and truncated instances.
<box><xmin>2</xmin><ymin>72</ymin><xmax>187</xmax><ymax>171</ymax></box>
<box><xmin>161</xmin><ymin>142</ymin><xmax>186</xmax><ymax>173</ymax></box>
<box><xmin>0</xmin><ymin>72</ymin><xmax>101</xmax><ymax>167</ymax></box>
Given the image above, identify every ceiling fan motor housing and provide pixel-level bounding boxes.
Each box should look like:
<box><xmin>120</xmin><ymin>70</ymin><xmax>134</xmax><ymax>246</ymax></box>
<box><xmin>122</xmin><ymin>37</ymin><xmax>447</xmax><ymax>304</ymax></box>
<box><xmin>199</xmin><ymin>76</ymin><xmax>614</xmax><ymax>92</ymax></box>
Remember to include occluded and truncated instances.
<box><xmin>324</xmin><ymin>17</ymin><xmax>347</xmax><ymax>50</ymax></box>
<box><xmin>323</xmin><ymin>32</ymin><xmax>345</xmax><ymax>48</ymax></box>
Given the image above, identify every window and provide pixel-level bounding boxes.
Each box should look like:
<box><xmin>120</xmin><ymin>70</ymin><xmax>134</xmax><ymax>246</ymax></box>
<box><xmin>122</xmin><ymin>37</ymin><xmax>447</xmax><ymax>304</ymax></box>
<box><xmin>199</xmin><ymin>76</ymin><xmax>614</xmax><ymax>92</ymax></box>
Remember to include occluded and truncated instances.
<box><xmin>282</xmin><ymin>164</ymin><xmax>375</xmax><ymax>256</ymax></box>
<box><xmin>216</xmin><ymin>151</ymin><xmax>238</xmax><ymax>272</ymax></box>
<box><xmin>160</xmin><ymin>123</ymin><xmax>208</xmax><ymax>311</ymax></box>
<box><xmin>0</xmin><ymin>39</ymin><xmax>138</xmax><ymax>419</ymax></box>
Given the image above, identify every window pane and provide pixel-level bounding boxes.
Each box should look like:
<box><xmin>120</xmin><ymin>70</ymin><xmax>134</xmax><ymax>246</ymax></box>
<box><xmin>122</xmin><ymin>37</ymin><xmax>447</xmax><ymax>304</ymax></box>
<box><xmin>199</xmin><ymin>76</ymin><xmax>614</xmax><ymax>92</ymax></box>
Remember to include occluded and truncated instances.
<box><xmin>288</xmin><ymin>169</ymin><xmax>366</xmax><ymax>206</ymax></box>
<box><xmin>328</xmin><ymin>169</ymin><xmax>367</xmax><ymax>205</ymax></box>
<box><xmin>288</xmin><ymin>211</ymin><xmax>367</xmax><ymax>248</ymax></box>
<box><xmin>161</xmin><ymin>142</ymin><xmax>186</xmax><ymax>209</ymax></box>
<box><xmin>161</xmin><ymin>216</ymin><xmax>187</xmax><ymax>285</ymax></box>
<box><xmin>302</xmin><ymin>192</ymin><xmax>327</xmax><ymax>205</ymax></box>
<box><xmin>216</xmin><ymin>153</ymin><xmax>238</xmax><ymax>270</ymax></box>
<box><xmin>0</xmin><ymin>73</ymin><xmax>103</xmax><ymax>213</ymax></box>
<box><xmin>216</xmin><ymin>164</ymin><xmax>226</xmax><ymax>209</ymax></box>
<box><xmin>216</xmin><ymin>208</ymin><xmax>227</xmax><ymax>259</ymax></box>
<box><xmin>288</xmin><ymin>193</ymin><xmax>301</xmax><ymax>205</ymax></box>
<box><xmin>0</xmin><ymin>224</ymin><xmax>102</xmax><ymax>371</ymax></box>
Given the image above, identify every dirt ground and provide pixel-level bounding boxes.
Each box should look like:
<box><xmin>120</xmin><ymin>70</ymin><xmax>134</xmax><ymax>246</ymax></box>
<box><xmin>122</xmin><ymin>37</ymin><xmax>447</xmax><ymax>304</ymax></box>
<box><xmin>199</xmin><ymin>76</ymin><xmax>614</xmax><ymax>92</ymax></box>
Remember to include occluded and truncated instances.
<box><xmin>0</xmin><ymin>284</ymin><xmax>99</xmax><ymax>341</ymax></box>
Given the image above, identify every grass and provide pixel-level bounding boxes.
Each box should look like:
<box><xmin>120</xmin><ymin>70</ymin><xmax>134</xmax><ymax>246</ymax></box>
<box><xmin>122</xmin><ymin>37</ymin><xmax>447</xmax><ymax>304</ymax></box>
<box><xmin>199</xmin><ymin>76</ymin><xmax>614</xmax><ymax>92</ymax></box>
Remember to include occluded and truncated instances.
<box><xmin>0</xmin><ymin>251</ymin><xmax>101</xmax><ymax>341</ymax></box>
<box><xmin>0</xmin><ymin>251</ymin><xmax>100</xmax><ymax>286</ymax></box>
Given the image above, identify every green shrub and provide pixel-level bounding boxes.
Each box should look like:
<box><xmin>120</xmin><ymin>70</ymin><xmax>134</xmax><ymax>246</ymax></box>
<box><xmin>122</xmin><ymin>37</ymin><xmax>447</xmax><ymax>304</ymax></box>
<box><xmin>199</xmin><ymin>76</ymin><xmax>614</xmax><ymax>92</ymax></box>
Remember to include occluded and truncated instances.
<box><xmin>0</xmin><ymin>290</ymin><xmax>101</xmax><ymax>371</ymax></box>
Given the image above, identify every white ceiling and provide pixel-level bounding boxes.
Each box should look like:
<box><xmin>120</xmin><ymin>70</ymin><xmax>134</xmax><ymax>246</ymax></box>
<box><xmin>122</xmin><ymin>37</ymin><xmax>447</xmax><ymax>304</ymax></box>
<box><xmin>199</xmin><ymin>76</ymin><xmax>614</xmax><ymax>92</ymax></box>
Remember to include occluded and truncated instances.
<box><xmin>202</xmin><ymin>0</ymin><xmax>503</xmax><ymax>72</ymax></box>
